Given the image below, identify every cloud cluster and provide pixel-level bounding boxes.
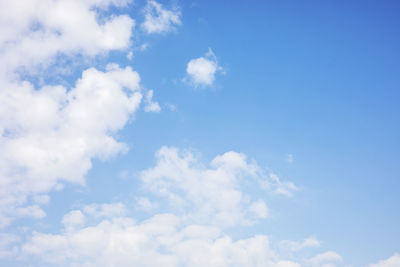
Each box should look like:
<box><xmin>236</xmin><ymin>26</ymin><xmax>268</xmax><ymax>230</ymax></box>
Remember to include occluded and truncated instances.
<box><xmin>0</xmin><ymin>65</ymin><xmax>142</xmax><ymax>227</ymax></box>
<box><xmin>19</xmin><ymin>148</ymin><xmax>345</xmax><ymax>267</ymax></box>
<box><xmin>140</xmin><ymin>147</ymin><xmax>291</xmax><ymax>226</ymax></box>
<box><xmin>23</xmin><ymin>211</ymin><xmax>291</xmax><ymax>267</ymax></box>
<box><xmin>20</xmin><ymin>148</ymin><xmax>303</xmax><ymax>266</ymax></box>
<box><xmin>186</xmin><ymin>48</ymin><xmax>223</xmax><ymax>87</ymax></box>
<box><xmin>0</xmin><ymin>0</ymin><xmax>134</xmax><ymax>73</ymax></box>
<box><xmin>0</xmin><ymin>0</ymin><xmax>140</xmax><ymax>227</ymax></box>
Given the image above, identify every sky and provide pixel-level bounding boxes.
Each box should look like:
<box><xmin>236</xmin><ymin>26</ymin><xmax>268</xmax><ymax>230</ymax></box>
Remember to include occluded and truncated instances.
<box><xmin>0</xmin><ymin>0</ymin><xmax>399</xmax><ymax>266</ymax></box>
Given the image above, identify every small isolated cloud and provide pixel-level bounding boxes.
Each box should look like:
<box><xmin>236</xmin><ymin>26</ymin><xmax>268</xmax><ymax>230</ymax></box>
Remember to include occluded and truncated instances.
<box><xmin>127</xmin><ymin>51</ymin><xmax>133</xmax><ymax>60</ymax></box>
<box><xmin>144</xmin><ymin>90</ymin><xmax>161</xmax><ymax>112</ymax></box>
<box><xmin>165</xmin><ymin>103</ymin><xmax>177</xmax><ymax>112</ymax></box>
<box><xmin>141</xmin><ymin>0</ymin><xmax>181</xmax><ymax>34</ymax></box>
<box><xmin>264</xmin><ymin>173</ymin><xmax>298</xmax><ymax>197</ymax></box>
<box><xmin>185</xmin><ymin>48</ymin><xmax>223</xmax><ymax>87</ymax></box>
<box><xmin>287</xmin><ymin>154</ymin><xmax>294</xmax><ymax>164</ymax></box>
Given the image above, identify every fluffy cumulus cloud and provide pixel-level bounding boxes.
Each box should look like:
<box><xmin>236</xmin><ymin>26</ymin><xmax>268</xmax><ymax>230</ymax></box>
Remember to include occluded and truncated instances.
<box><xmin>141</xmin><ymin>0</ymin><xmax>181</xmax><ymax>34</ymax></box>
<box><xmin>23</xmin><ymin>210</ymin><xmax>294</xmax><ymax>267</ymax></box>
<box><xmin>186</xmin><ymin>48</ymin><xmax>223</xmax><ymax>87</ymax></box>
<box><xmin>0</xmin><ymin>0</ymin><xmax>134</xmax><ymax>73</ymax></box>
<box><xmin>20</xmin><ymin>148</ymin><xmax>305</xmax><ymax>267</ymax></box>
<box><xmin>0</xmin><ymin>0</ymin><xmax>140</xmax><ymax>228</ymax></box>
<box><xmin>19</xmin><ymin>147</ymin><xmax>346</xmax><ymax>267</ymax></box>
<box><xmin>370</xmin><ymin>254</ymin><xmax>400</xmax><ymax>267</ymax></box>
<box><xmin>0</xmin><ymin>64</ymin><xmax>142</xmax><ymax>227</ymax></box>
<box><xmin>140</xmin><ymin>147</ymin><xmax>299</xmax><ymax>226</ymax></box>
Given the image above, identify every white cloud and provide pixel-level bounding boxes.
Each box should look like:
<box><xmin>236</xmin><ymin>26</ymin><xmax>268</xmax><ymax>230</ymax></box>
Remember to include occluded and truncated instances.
<box><xmin>62</xmin><ymin>210</ymin><xmax>86</xmax><ymax>233</ymax></box>
<box><xmin>186</xmin><ymin>48</ymin><xmax>223</xmax><ymax>87</ymax></box>
<box><xmin>0</xmin><ymin>0</ymin><xmax>140</xmax><ymax>227</ymax></box>
<box><xmin>248</xmin><ymin>200</ymin><xmax>269</xmax><ymax>219</ymax></box>
<box><xmin>0</xmin><ymin>233</ymin><xmax>19</xmax><ymax>258</ymax></box>
<box><xmin>165</xmin><ymin>103</ymin><xmax>177</xmax><ymax>112</ymax></box>
<box><xmin>0</xmin><ymin>65</ymin><xmax>142</xmax><ymax>227</ymax></box>
<box><xmin>307</xmin><ymin>251</ymin><xmax>343</xmax><ymax>267</ymax></box>
<box><xmin>17</xmin><ymin>148</ymin><xmax>341</xmax><ymax>266</ymax></box>
<box><xmin>369</xmin><ymin>253</ymin><xmax>400</xmax><ymax>267</ymax></box>
<box><xmin>22</xmin><ymin>206</ymin><xmax>302</xmax><ymax>267</ymax></box>
<box><xmin>142</xmin><ymin>147</ymin><xmax>257</xmax><ymax>226</ymax></box>
<box><xmin>0</xmin><ymin>0</ymin><xmax>135</xmax><ymax>73</ymax></box>
<box><xmin>135</xmin><ymin>197</ymin><xmax>158</xmax><ymax>212</ymax></box>
<box><xmin>280</xmin><ymin>236</ymin><xmax>321</xmax><ymax>252</ymax></box>
<box><xmin>19</xmin><ymin>199</ymin><xmax>342</xmax><ymax>267</ymax></box>
<box><xmin>287</xmin><ymin>154</ymin><xmax>294</xmax><ymax>164</ymax></box>
<box><xmin>144</xmin><ymin>90</ymin><xmax>161</xmax><ymax>112</ymax></box>
<box><xmin>141</xmin><ymin>0</ymin><xmax>181</xmax><ymax>34</ymax></box>
<box><xmin>127</xmin><ymin>51</ymin><xmax>134</xmax><ymax>60</ymax></box>
<box><xmin>267</xmin><ymin>173</ymin><xmax>298</xmax><ymax>197</ymax></box>
<box><xmin>83</xmin><ymin>202</ymin><xmax>128</xmax><ymax>219</ymax></box>
<box><xmin>140</xmin><ymin>147</ymin><xmax>295</xmax><ymax>227</ymax></box>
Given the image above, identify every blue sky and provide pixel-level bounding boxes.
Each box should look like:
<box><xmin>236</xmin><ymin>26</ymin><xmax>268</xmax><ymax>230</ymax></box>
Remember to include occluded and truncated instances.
<box><xmin>0</xmin><ymin>0</ymin><xmax>399</xmax><ymax>266</ymax></box>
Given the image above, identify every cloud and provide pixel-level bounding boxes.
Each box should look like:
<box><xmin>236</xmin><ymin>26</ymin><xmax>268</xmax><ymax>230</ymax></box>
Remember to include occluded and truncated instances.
<box><xmin>19</xmin><ymin>199</ymin><xmax>337</xmax><ymax>267</ymax></box>
<box><xmin>369</xmin><ymin>253</ymin><xmax>400</xmax><ymax>267</ymax></box>
<box><xmin>267</xmin><ymin>173</ymin><xmax>298</xmax><ymax>197</ymax></box>
<box><xmin>0</xmin><ymin>0</ymin><xmax>134</xmax><ymax>73</ymax></box>
<box><xmin>62</xmin><ymin>210</ymin><xmax>86</xmax><ymax>233</ymax></box>
<box><xmin>186</xmin><ymin>48</ymin><xmax>223</xmax><ymax>87</ymax></box>
<box><xmin>287</xmin><ymin>154</ymin><xmax>294</xmax><ymax>164</ymax></box>
<box><xmin>0</xmin><ymin>0</ymin><xmax>140</xmax><ymax>227</ymax></box>
<box><xmin>280</xmin><ymin>236</ymin><xmax>321</xmax><ymax>252</ymax></box>
<box><xmin>141</xmin><ymin>0</ymin><xmax>181</xmax><ymax>34</ymax></box>
<box><xmin>140</xmin><ymin>147</ymin><xmax>290</xmax><ymax>227</ymax></box>
<box><xmin>0</xmin><ymin>64</ymin><xmax>142</xmax><ymax>227</ymax></box>
<box><xmin>17</xmin><ymin>148</ymin><xmax>342</xmax><ymax>266</ymax></box>
<box><xmin>23</xmin><ymin>210</ymin><xmax>296</xmax><ymax>267</ymax></box>
<box><xmin>307</xmin><ymin>251</ymin><xmax>343</xmax><ymax>267</ymax></box>
<box><xmin>0</xmin><ymin>233</ymin><xmax>19</xmax><ymax>258</ymax></box>
<box><xmin>144</xmin><ymin>90</ymin><xmax>161</xmax><ymax>112</ymax></box>
<box><xmin>135</xmin><ymin>197</ymin><xmax>159</xmax><ymax>212</ymax></box>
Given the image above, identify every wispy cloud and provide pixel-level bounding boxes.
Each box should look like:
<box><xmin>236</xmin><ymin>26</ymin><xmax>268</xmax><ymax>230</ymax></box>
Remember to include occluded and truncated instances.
<box><xmin>141</xmin><ymin>0</ymin><xmax>181</xmax><ymax>34</ymax></box>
